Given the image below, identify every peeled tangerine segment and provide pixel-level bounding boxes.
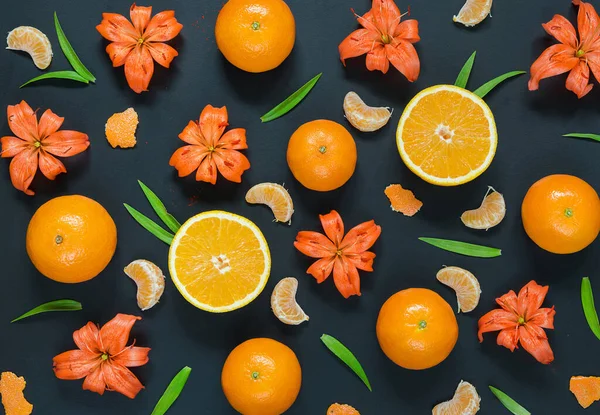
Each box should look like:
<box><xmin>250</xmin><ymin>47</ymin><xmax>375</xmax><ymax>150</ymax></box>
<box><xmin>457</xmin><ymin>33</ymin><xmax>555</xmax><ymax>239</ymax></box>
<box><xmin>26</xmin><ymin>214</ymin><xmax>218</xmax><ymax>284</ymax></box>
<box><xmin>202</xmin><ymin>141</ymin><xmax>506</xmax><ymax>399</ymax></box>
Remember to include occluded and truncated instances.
<box><xmin>327</xmin><ymin>403</ymin><xmax>360</xmax><ymax>415</ymax></box>
<box><xmin>6</xmin><ymin>26</ymin><xmax>52</xmax><ymax>69</ymax></box>
<box><xmin>124</xmin><ymin>259</ymin><xmax>165</xmax><ymax>311</ymax></box>
<box><xmin>343</xmin><ymin>91</ymin><xmax>392</xmax><ymax>132</ymax></box>
<box><xmin>570</xmin><ymin>376</ymin><xmax>600</xmax><ymax>409</ymax></box>
<box><xmin>436</xmin><ymin>266</ymin><xmax>481</xmax><ymax>313</ymax></box>
<box><xmin>453</xmin><ymin>0</ymin><xmax>493</xmax><ymax>27</ymax></box>
<box><xmin>384</xmin><ymin>184</ymin><xmax>422</xmax><ymax>216</ymax></box>
<box><xmin>271</xmin><ymin>277</ymin><xmax>309</xmax><ymax>325</ymax></box>
<box><xmin>105</xmin><ymin>108</ymin><xmax>139</xmax><ymax>148</ymax></box>
<box><xmin>0</xmin><ymin>372</ymin><xmax>33</xmax><ymax>415</ymax></box>
<box><xmin>433</xmin><ymin>380</ymin><xmax>481</xmax><ymax>415</ymax></box>
<box><xmin>461</xmin><ymin>187</ymin><xmax>505</xmax><ymax>230</ymax></box>
<box><xmin>245</xmin><ymin>183</ymin><xmax>294</xmax><ymax>224</ymax></box>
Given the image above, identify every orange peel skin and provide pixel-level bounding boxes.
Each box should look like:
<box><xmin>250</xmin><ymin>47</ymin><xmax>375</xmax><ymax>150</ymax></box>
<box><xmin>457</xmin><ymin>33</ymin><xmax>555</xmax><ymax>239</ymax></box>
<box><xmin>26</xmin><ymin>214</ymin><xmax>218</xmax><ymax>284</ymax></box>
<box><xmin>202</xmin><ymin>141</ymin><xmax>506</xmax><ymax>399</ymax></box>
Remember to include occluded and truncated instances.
<box><xmin>327</xmin><ymin>403</ymin><xmax>360</xmax><ymax>414</ymax></box>
<box><xmin>384</xmin><ymin>184</ymin><xmax>423</xmax><ymax>216</ymax></box>
<box><xmin>0</xmin><ymin>372</ymin><xmax>33</xmax><ymax>415</ymax></box>
<box><xmin>570</xmin><ymin>376</ymin><xmax>600</xmax><ymax>409</ymax></box>
<box><xmin>105</xmin><ymin>108</ymin><xmax>139</xmax><ymax>148</ymax></box>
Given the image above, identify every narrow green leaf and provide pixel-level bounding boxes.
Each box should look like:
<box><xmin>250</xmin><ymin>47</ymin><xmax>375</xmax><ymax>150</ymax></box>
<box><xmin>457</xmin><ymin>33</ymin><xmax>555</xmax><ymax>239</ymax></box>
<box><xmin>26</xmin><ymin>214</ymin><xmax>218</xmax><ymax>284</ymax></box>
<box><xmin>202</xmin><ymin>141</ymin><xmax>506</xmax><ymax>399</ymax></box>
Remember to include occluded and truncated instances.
<box><xmin>455</xmin><ymin>51</ymin><xmax>476</xmax><ymax>88</ymax></box>
<box><xmin>321</xmin><ymin>334</ymin><xmax>372</xmax><ymax>391</ymax></box>
<box><xmin>564</xmin><ymin>133</ymin><xmax>600</xmax><ymax>142</ymax></box>
<box><xmin>473</xmin><ymin>71</ymin><xmax>526</xmax><ymax>98</ymax></box>
<box><xmin>489</xmin><ymin>386</ymin><xmax>531</xmax><ymax>415</ymax></box>
<box><xmin>124</xmin><ymin>203</ymin><xmax>174</xmax><ymax>245</ymax></box>
<box><xmin>581</xmin><ymin>277</ymin><xmax>600</xmax><ymax>340</ymax></box>
<box><xmin>138</xmin><ymin>181</ymin><xmax>181</xmax><ymax>233</ymax></box>
<box><xmin>20</xmin><ymin>70</ymin><xmax>89</xmax><ymax>88</ymax></box>
<box><xmin>54</xmin><ymin>12</ymin><xmax>96</xmax><ymax>82</ymax></box>
<box><xmin>11</xmin><ymin>299</ymin><xmax>82</xmax><ymax>323</ymax></box>
<box><xmin>261</xmin><ymin>73</ymin><xmax>322</xmax><ymax>122</ymax></box>
<box><xmin>151</xmin><ymin>366</ymin><xmax>192</xmax><ymax>415</ymax></box>
<box><xmin>419</xmin><ymin>237</ymin><xmax>501</xmax><ymax>258</ymax></box>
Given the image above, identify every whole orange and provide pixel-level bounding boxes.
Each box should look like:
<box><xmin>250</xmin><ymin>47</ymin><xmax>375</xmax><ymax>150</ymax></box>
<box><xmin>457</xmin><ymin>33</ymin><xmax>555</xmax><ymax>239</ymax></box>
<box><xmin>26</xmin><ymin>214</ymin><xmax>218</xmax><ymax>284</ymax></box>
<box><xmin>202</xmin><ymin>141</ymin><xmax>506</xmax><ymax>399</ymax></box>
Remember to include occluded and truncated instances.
<box><xmin>376</xmin><ymin>288</ymin><xmax>458</xmax><ymax>370</ymax></box>
<box><xmin>522</xmin><ymin>174</ymin><xmax>600</xmax><ymax>254</ymax></box>
<box><xmin>221</xmin><ymin>338</ymin><xmax>302</xmax><ymax>415</ymax></box>
<box><xmin>287</xmin><ymin>120</ymin><xmax>357</xmax><ymax>192</ymax></box>
<box><xmin>26</xmin><ymin>195</ymin><xmax>117</xmax><ymax>283</ymax></box>
<box><xmin>215</xmin><ymin>0</ymin><xmax>295</xmax><ymax>73</ymax></box>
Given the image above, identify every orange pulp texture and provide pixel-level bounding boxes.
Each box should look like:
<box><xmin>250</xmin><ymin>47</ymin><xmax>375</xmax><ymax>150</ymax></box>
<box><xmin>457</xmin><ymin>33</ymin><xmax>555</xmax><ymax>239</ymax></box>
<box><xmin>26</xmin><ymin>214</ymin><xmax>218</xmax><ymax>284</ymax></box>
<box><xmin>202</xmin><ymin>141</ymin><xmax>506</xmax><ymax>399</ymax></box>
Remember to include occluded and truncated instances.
<box><xmin>105</xmin><ymin>107</ymin><xmax>139</xmax><ymax>148</ymax></box>
<box><xmin>0</xmin><ymin>372</ymin><xmax>33</xmax><ymax>415</ymax></box>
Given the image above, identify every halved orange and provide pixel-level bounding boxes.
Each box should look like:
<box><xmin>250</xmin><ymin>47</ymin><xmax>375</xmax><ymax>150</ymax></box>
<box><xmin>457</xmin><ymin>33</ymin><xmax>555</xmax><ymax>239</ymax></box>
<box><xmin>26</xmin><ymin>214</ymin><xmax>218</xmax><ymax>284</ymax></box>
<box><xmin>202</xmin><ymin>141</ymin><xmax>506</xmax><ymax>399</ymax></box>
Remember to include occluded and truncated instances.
<box><xmin>432</xmin><ymin>380</ymin><xmax>481</xmax><ymax>415</ymax></box>
<box><xmin>168</xmin><ymin>211</ymin><xmax>271</xmax><ymax>312</ymax></box>
<box><xmin>396</xmin><ymin>85</ymin><xmax>497</xmax><ymax>186</ymax></box>
<box><xmin>453</xmin><ymin>0</ymin><xmax>493</xmax><ymax>27</ymax></box>
<box><xmin>271</xmin><ymin>277</ymin><xmax>309</xmax><ymax>325</ymax></box>
<box><xmin>461</xmin><ymin>187</ymin><xmax>505</xmax><ymax>230</ymax></box>
<box><xmin>245</xmin><ymin>182</ymin><xmax>294</xmax><ymax>224</ymax></box>
<box><xmin>6</xmin><ymin>26</ymin><xmax>52</xmax><ymax>69</ymax></box>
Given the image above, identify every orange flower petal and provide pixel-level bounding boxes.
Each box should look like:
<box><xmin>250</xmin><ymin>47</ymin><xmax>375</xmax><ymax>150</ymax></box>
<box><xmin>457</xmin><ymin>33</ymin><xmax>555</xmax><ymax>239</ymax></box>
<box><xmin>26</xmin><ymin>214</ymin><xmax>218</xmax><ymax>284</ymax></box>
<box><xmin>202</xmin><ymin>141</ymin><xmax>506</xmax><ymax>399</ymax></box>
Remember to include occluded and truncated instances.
<box><xmin>570</xmin><ymin>376</ymin><xmax>600</xmax><ymax>409</ymax></box>
<box><xmin>98</xmin><ymin>314</ymin><xmax>141</xmax><ymax>355</ymax></box>
<box><xmin>384</xmin><ymin>184</ymin><xmax>423</xmax><ymax>216</ymax></box>
<box><xmin>394</xmin><ymin>20</ymin><xmax>420</xmax><ymax>43</ymax></box>
<box><xmin>82</xmin><ymin>366</ymin><xmax>106</xmax><ymax>396</ymax></box>
<box><xmin>332</xmin><ymin>257</ymin><xmax>361</xmax><ymax>298</ymax></box>
<box><xmin>8</xmin><ymin>148</ymin><xmax>37</xmax><ymax>195</ymax></box>
<box><xmin>585</xmin><ymin>51</ymin><xmax>600</xmax><ymax>82</ymax></box>
<box><xmin>566</xmin><ymin>60</ymin><xmax>594</xmax><ymax>98</ymax></box>
<box><xmin>366</xmin><ymin>46</ymin><xmax>390</xmax><ymax>73</ymax></box>
<box><xmin>130</xmin><ymin>4</ymin><xmax>152</xmax><ymax>34</ymax></box>
<box><xmin>73</xmin><ymin>322</ymin><xmax>101</xmax><ymax>354</ymax></box>
<box><xmin>345</xmin><ymin>251</ymin><xmax>376</xmax><ymax>272</ymax></box>
<box><xmin>518</xmin><ymin>324</ymin><xmax>554</xmax><ymax>364</ymax></box>
<box><xmin>306</xmin><ymin>257</ymin><xmax>335</xmax><ymax>283</ymax></box>
<box><xmin>218</xmin><ymin>128</ymin><xmax>247</xmax><ymax>150</ymax></box>
<box><xmin>577</xmin><ymin>1</ymin><xmax>600</xmax><ymax>48</ymax></box>
<box><xmin>542</xmin><ymin>14</ymin><xmax>577</xmax><ymax>48</ymax></box>
<box><xmin>195</xmin><ymin>156</ymin><xmax>218</xmax><ymax>184</ymax></box>
<box><xmin>371</xmin><ymin>0</ymin><xmax>402</xmax><ymax>36</ymax></box>
<box><xmin>340</xmin><ymin>220</ymin><xmax>381</xmax><ymax>255</ymax></box>
<box><xmin>213</xmin><ymin>149</ymin><xmax>250</xmax><ymax>183</ymax></box>
<box><xmin>294</xmin><ymin>231</ymin><xmax>337</xmax><ymax>258</ymax></box>
<box><xmin>178</xmin><ymin>121</ymin><xmax>205</xmax><ymax>145</ymax></box>
<box><xmin>495</xmin><ymin>290</ymin><xmax>519</xmax><ymax>314</ymax></box>
<box><xmin>7</xmin><ymin>101</ymin><xmax>38</xmax><ymax>143</ymax></box>
<box><xmin>496</xmin><ymin>327</ymin><xmax>519</xmax><ymax>352</ymax></box>
<box><xmin>528</xmin><ymin>307</ymin><xmax>556</xmax><ymax>329</ymax></box>
<box><xmin>113</xmin><ymin>346</ymin><xmax>151</xmax><ymax>368</ymax></box>
<box><xmin>339</xmin><ymin>29</ymin><xmax>379</xmax><ymax>66</ymax></box>
<box><xmin>320</xmin><ymin>210</ymin><xmax>345</xmax><ymax>246</ymax></box>
<box><xmin>517</xmin><ymin>280</ymin><xmax>549</xmax><ymax>320</ymax></box>
<box><xmin>199</xmin><ymin>105</ymin><xmax>228</xmax><ymax>145</ymax></box>
<box><xmin>38</xmin><ymin>151</ymin><xmax>66</xmax><ymax>180</ymax></box>
<box><xmin>1</xmin><ymin>137</ymin><xmax>28</xmax><ymax>158</ymax></box>
<box><xmin>528</xmin><ymin>43</ymin><xmax>578</xmax><ymax>91</ymax></box>
<box><xmin>102</xmin><ymin>362</ymin><xmax>144</xmax><ymax>399</ymax></box>
<box><xmin>52</xmin><ymin>350</ymin><xmax>100</xmax><ymax>380</ymax></box>
<box><xmin>169</xmin><ymin>146</ymin><xmax>207</xmax><ymax>177</ymax></box>
<box><xmin>144</xmin><ymin>10</ymin><xmax>183</xmax><ymax>42</ymax></box>
<box><xmin>477</xmin><ymin>309</ymin><xmax>518</xmax><ymax>342</ymax></box>
<box><xmin>96</xmin><ymin>13</ymin><xmax>138</xmax><ymax>42</ymax></box>
<box><xmin>37</xmin><ymin>109</ymin><xmax>64</xmax><ymax>139</ymax></box>
<box><xmin>385</xmin><ymin>40</ymin><xmax>420</xmax><ymax>82</ymax></box>
<box><xmin>106</xmin><ymin>42</ymin><xmax>134</xmax><ymax>67</ymax></box>
<box><xmin>124</xmin><ymin>46</ymin><xmax>154</xmax><ymax>94</ymax></box>
<box><xmin>43</xmin><ymin>131</ymin><xmax>90</xmax><ymax>157</ymax></box>
<box><xmin>146</xmin><ymin>42</ymin><xmax>178</xmax><ymax>68</ymax></box>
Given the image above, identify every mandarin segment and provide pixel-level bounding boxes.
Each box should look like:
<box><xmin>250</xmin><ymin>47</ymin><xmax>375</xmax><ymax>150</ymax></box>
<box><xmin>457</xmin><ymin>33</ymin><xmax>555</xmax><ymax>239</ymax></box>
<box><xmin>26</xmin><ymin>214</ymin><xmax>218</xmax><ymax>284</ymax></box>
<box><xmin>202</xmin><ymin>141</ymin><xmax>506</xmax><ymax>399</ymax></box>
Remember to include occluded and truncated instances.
<box><xmin>461</xmin><ymin>187</ymin><xmax>506</xmax><ymax>230</ymax></box>
<box><xmin>343</xmin><ymin>91</ymin><xmax>392</xmax><ymax>132</ymax></box>
<box><xmin>6</xmin><ymin>26</ymin><xmax>52</xmax><ymax>69</ymax></box>
<box><xmin>570</xmin><ymin>376</ymin><xmax>600</xmax><ymax>408</ymax></box>
<box><xmin>453</xmin><ymin>0</ymin><xmax>493</xmax><ymax>27</ymax></box>
<box><xmin>384</xmin><ymin>184</ymin><xmax>423</xmax><ymax>216</ymax></box>
<box><xmin>0</xmin><ymin>372</ymin><xmax>33</xmax><ymax>415</ymax></box>
<box><xmin>432</xmin><ymin>380</ymin><xmax>481</xmax><ymax>415</ymax></box>
<box><xmin>271</xmin><ymin>277</ymin><xmax>309</xmax><ymax>325</ymax></box>
<box><xmin>328</xmin><ymin>403</ymin><xmax>360</xmax><ymax>415</ymax></box>
<box><xmin>246</xmin><ymin>183</ymin><xmax>294</xmax><ymax>224</ymax></box>
<box><xmin>105</xmin><ymin>108</ymin><xmax>139</xmax><ymax>148</ymax></box>
<box><xmin>124</xmin><ymin>259</ymin><xmax>166</xmax><ymax>311</ymax></box>
<box><xmin>436</xmin><ymin>266</ymin><xmax>481</xmax><ymax>313</ymax></box>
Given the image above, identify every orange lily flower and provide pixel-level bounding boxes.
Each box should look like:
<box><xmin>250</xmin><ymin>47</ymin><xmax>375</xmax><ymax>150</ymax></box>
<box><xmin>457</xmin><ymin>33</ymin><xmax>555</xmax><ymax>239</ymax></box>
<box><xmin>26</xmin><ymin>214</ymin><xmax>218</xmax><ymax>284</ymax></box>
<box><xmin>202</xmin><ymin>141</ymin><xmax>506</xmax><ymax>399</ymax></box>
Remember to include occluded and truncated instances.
<box><xmin>53</xmin><ymin>314</ymin><xmax>150</xmax><ymax>399</ymax></box>
<box><xmin>339</xmin><ymin>0</ymin><xmax>420</xmax><ymax>81</ymax></box>
<box><xmin>294</xmin><ymin>210</ymin><xmax>381</xmax><ymax>298</ymax></box>
<box><xmin>96</xmin><ymin>3</ymin><xmax>183</xmax><ymax>94</ymax></box>
<box><xmin>169</xmin><ymin>105</ymin><xmax>250</xmax><ymax>184</ymax></box>
<box><xmin>0</xmin><ymin>101</ymin><xmax>89</xmax><ymax>196</ymax></box>
<box><xmin>529</xmin><ymin>0</ymin><xmax>600</xmax><ymax>98</ymax></box>
<box><xmin>478</xmin><ymin>280</ymin><xmax>556</xmax><ymax>365</ymax></box>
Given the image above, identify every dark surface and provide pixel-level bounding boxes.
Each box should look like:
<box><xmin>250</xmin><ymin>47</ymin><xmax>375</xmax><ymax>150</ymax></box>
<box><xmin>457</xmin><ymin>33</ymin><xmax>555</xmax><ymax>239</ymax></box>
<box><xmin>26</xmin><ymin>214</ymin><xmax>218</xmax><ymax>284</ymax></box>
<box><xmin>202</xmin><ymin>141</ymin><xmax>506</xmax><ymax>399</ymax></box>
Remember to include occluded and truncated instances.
<box><xmin>1</xmin><ymin>0</ymin><xmax>599</xmax><ymax>414</ymax></box>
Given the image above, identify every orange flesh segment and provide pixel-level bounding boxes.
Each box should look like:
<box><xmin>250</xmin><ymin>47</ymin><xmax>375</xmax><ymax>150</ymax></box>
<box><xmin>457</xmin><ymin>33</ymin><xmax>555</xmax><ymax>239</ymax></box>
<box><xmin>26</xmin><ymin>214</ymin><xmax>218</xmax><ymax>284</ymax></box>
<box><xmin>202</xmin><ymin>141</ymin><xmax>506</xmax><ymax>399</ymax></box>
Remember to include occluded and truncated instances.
<box><xmin>343</xmin><ymin>91</ymin><xmax>392</xmax><ymax>132</ymax></box>
<box><xmin>0</xmin><ymin>372</ymin><xmax>33</xmax><ymax>415</ymax></box>
<box><xmin>6</xmin><ymin>26</ymin><xmax>53</xmax><ymax>69</ymax></box>
<box><xmin>327</xmin><ymin>403</ymin><xmax>360</xmax><ymax>415</ymax></box>
<box><xmin>105</xmin><ymin>108</ymin><xmax>139</xmax><ymax>148</ymax></box>
<box><xmin>461</xmin><ymin>188</ymin><xmax>506</xmax><ymax>230</ymax></box>
<box><xmin>432</xmin><ymin>380</ymin><xmax>480</xmax><ymax>415</ymax></box>
<box><xmin>124</xmin><ymin>259</ymin><xmax>166</xmax><ymax>311</ymax></box>
<box><xmin>570</xmin><ymin>376</ymin><xmax>600</xmax><ymax>408</ymax></box>
<box><xmin>436</xmin><ymin>266</ymin><xmax>481</xmax><ymax>313</ymax></box>
<box><xmin>453</xmin><ymin>0</ymin><xmax>493</xmax><ymax>26</ymax></box>
<box><xmin>245</xmin><ymin>183</ymin><xmax>294</xmax><ymax>224</ymax></box>
<box><xmin>384</xmin><ymin>184</ymin><xmax>423</xmax><ymax>216</ymax></box>
<box><xmin>271</xmin><ymin>277</ymin><xmax>309</xmax><ymax>325</ymax></box>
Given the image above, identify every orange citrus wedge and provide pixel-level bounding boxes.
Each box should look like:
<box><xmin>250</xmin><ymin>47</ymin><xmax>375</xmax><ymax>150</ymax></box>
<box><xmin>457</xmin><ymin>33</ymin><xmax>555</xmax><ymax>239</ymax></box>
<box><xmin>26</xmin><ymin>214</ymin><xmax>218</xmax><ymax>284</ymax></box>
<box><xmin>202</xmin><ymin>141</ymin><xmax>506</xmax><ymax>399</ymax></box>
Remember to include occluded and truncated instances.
<box><xmin>433</xmin><ymin>380</ymin><xmax>481</xmax><ymax>415</ymax></box>
<box><xmin>436</xmin><ymin>266</ymin><xmax>481</xmax><ymax>313</ymax></box>
<box><xmin>384</xmin><ymin>184</ymin><xmax>423</xmax><ymax>216</ymax></box>
<box><xmin>570</xmin><ymin>376</ymin><xmax>600</xmax><ymax>409</ymax></box>
<box><xmin>453</xmin><ymin>0</ymin><xmax>493</xmax><ymax>27</ymax></box>
<box><xmin>168</xmin><ymin>211</ymin><xmax>271</xmax><ymax>312</ymax></box>
<box><xmin>124</xmin><ymin>259</ymin><xmax>166</xmax><ymax>311</ymax></box>
<box><xmin>461</xmin><ymin>187</ymin><xmax>505</xmax><ymax>230</ymax></box>
<box><xmin>271</xmin><ymin>277</ymin><xmax>309</xmax><ymax>325</ymax></box>
<box><xmin>246</xmin><ymin>183</ymin><xmax>294</xmax><ymax>224</ymax></box>
<box><xmin>6</xmin><ymin>26</ymin><xmax>52</xmax><ymax>69</ymax></box>
<box><xmin>328</xmin><ymin>403</ymin><xmax>360</xmax><ymax>414</ymax></box>
<box><xmin>0</xmin><ymin>372</ymin><xmax>33</xmax><ymax>415</ymax></box>
<box><xmin>343</xmin><ymin>91</ymin><xmax>392</xmax><ymax>132</ymax></box>
<box><xmin>105</xmin><ymin>108</ymin><xmax>139</xmax><ymax>148</ymax></box>
<box><xmin>396</xmin><ymin>85</ymin><xmax>497</xmax><ymax>186</ymax></box>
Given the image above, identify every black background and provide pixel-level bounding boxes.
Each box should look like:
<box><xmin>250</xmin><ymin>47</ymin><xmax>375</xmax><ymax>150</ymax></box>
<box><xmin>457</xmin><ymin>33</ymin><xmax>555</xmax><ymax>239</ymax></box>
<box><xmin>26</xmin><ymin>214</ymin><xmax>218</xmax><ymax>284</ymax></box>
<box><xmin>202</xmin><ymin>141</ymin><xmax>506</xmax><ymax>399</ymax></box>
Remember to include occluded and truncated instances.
<box><xmin>1</xmin><ymin>0</ymin><xmax>599</xmax><ymax>413</ymax></box>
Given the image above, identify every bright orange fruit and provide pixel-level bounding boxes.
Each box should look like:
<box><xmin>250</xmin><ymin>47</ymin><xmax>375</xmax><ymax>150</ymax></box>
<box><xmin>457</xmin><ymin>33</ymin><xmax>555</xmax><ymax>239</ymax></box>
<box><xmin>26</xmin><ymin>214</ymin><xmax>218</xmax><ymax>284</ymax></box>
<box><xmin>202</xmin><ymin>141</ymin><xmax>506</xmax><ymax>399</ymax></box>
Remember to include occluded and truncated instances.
<box><xmin>376</xmin><ymin>288</ymin><xmax>458</xmax><ymax>370</ymax></box>
<box><xmin>105</xmin><ymin>108</ymin><xmax>139</xmax><ymax>148</ymax></box>
<box><xmin>432</xmin><ymin>380</ymin><xmax>481</xmax><ymax>415</ymax></box>
<box><xmin>570</xmin><ymin>376</ymin><xmax>600</xmax><ymax>408</ymax></box>
<box><xmin>461</xmin><ymin>187</ymin><xmax>505</xmax><ymax>230</ymax></box>
<box><xmin>343</xmin><ymin>91</ymin><xmax>392</xmax><ymax>132</ymax></box>
<box><xmin>287</xmin><ymin>120</ymin><xmax>357</xmax><ymax>192</ymax></box>
<box><xmin>26</xmin><ymin>195</ymin><xmax>117</xmax><ymax>283</ymax></box>
<box><xmin>384</xmin><ymin>184</ymin><xmax>423</xmax><ymax>216</ymax></box>
<box><xmin>124</xmin><ymin>259</ymin><xmax>166</xmax><ymax>311</ymax></box>
<box><xmin>0</xmin><ymin>372</ymin><xmax>33</xmax><ymax>415</ymax></box>
<box><xmin>246</xmin><ymin>183</ymin><xmax>294</xmax><ymax>224</ymax></box>
<box><xmin>522</xmin><ymin>174</ymin><xmax>600</xmax><ymax>254</ymax></box>
<box><xmin>215</xmin><ymin>0</ymin><xmax>295</xmax><ymax>73</ymax></box>
<box><xmin>327</xmin><ymin>403</ymin><xmax>360</xmax><ymax>414</ymax></box>
<box><xmin>436</xmin><ymin>266</ymin><xmax>481</xmax><ymax>313</ymax></box>
<box><xmin>6</xmin><ymin>26</ymin><xmax>52</xmax><ymax>69</ymax></box>
<box><xmin>221</xmin><ymin>338</ymin><xmax>302</xmax><ymax>415</ymax></box>
<box><xmin>271</xmin><ymin>277</ymin><xmax>309</xmax><ymax>325</ymax></box>
<box><xmin>453</xmin><ymin>0</ymin><xmax>493</xmax><ymax>27</ymax></box>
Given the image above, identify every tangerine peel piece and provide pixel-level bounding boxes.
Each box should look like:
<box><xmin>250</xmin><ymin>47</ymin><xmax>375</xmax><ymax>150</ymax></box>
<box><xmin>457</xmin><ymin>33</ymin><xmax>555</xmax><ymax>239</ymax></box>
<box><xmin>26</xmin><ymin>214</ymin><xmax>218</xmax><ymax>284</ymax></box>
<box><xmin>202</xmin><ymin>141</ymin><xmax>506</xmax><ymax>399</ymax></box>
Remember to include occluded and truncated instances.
<box><xmin>384</xmin><ymin>184</ymin><xmax>423</xmax><ymax>216</ymax></box>
<box><xmin>0</xmin><ymin>372</ymin><xmax>33</xmax><ymax>415</ymax></box>
<box><xmin>327</xmin><ymin>403</ymin><xmax>360</xmax><ymax>415</ymax></box>
<box><xmin>105</xmin><ymin>107</ymin><xmax>139</xmax><ymax>148</ymax></box>
<box><xmin>570</xmin><ymin>376</ymin><xmax>600</xmax><ymax>409</ymax></box>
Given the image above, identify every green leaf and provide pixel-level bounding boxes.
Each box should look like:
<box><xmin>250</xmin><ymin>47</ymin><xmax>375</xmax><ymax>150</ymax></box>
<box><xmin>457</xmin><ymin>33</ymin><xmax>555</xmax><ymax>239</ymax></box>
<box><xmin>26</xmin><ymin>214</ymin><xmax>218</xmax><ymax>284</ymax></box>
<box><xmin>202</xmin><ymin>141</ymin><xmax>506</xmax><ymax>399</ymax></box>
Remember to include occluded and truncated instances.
<box><xmin>581</xmin><ymin>277</ymin><xmax>600</xmax><ymax>340</ymax></box>
<box><xmin>11</xmin><ymin>299</ymin><xmax>82</xmax><ymax>323</ymax></box>
<box><xmin>138</xmin><ymin>181</ymin><xmax>181</xmax><ymax>233</ymax></box>
<box><xmin>489</xmin><ymin>386</ymin><xmax>531</xmax><ymax>415</ymax></box>
<box><xmin>473</xmin><ymin>71</ymin><xmax>526</xmax><ymax>98</ymax></box>
<box><xmin>124</xmin><ymin>203</ymin><xmax>174</xmax><ymax>245</ymax></box>
<box><xmin>54</xmin><ymin>12</ymin><xmax>96</xmax><ymax>82</ymax></box>
<box><xmin>261</xmin><ymin>73</ymin><xmax>322</xmax><ymax>122</ymax></box>
<box><xmin>418</xmin><ymin>237</ymin><xmax>501</xmax><ymax>258</ymax></box>
<box><xmin>321</xmin><ymin>334</ymin><xmax>372</xmax><ymax>391</ymax></box>
<box><xmin>20</xmin><ymin>70</ymin><xmax>89</xmax><ymax>88</ymax></box>
<box><xmin>564</xmin><ymin>133</ymin><xmax>600</xmax><ymax>142</ymax></box>
<box><xmin>151</xmin><ymin>366</ymin><xmax>192</xmax><ymax>415</ymax></box>
<box><xmin>455</xmin><ymin>51</ymin><xmax>476</xmax><ymax>88</ymax></box>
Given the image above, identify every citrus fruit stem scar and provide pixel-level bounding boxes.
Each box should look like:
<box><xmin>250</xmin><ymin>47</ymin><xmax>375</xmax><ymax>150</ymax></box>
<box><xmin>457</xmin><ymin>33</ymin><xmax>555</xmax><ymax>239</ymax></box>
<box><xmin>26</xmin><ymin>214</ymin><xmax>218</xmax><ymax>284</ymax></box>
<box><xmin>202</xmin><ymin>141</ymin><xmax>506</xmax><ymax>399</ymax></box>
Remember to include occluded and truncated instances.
<box><xmin>55</xmin><ymin>235</ymin><xmax>63</xmax><ymax>244</ymax></box>
<box><xmin>319</xmin><ymin>145</ymin><xmax>327</xmax><ymax>154</ymax></box>
<box><xmin>251</xmin><ymin>371</ymin><xmax>259</xmax><ymax>380</ymax></box>
<box><xmin>419</xmin><ymin>320</ymin><xmax>427</xmax><ymax>329</ymax></box>
<box><xmin>251</xmin><ymin>21</ymin><xmax>260</xmax><ymax>30</ymax></box>
<box><xmin>565</xmin><ymin>207</ymin><xmax>573</xmax><ymax>218</ymax></box>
